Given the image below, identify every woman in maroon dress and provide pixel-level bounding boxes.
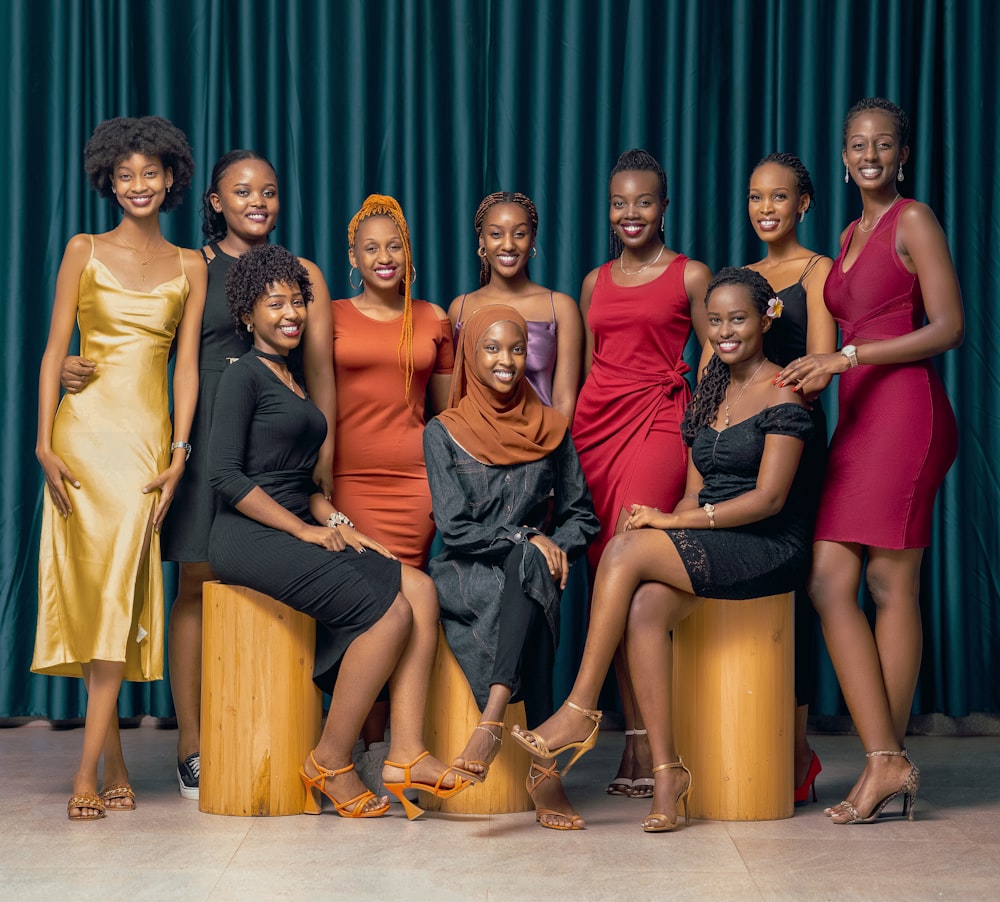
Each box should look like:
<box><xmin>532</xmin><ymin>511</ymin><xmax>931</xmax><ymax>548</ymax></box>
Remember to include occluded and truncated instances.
<box><xmin>778</xmin><ymin>98</ymin><xmax>963</xmax><ymax>825</ymax></box>
<box><xmin>572</xmin><ymin>149</ymin><xmax>710</xmax><ymax>798</ymax></box>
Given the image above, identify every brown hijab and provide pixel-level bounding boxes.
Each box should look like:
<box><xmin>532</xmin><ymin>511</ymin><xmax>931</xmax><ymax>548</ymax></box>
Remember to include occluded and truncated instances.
<box><xmin>436</xmin><ymin>305</ymin><xmax>567</xmax><ymax>465</ymax></box>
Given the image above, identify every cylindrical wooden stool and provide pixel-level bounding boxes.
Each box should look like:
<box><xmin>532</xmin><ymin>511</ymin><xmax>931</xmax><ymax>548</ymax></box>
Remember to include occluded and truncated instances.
<box><xmin>673</xmin><ymin>592</ymin><xmax>794</xmax><ymax>821</ymax></box>
<box><xmin>422</xmin><ymin>625</ymin><xmax>533</xmax><ymax>814</ymax></box>
<box><xmin>200</xmin><ymin>582</ymin><xmax>322</xmax><ymax>816</ymax></box>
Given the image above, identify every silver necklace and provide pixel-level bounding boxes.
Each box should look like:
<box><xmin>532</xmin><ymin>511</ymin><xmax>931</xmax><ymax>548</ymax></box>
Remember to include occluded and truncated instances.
<box><xmin>618</xmin><ymin>244</ymin><xmax>665</xmax><ymax>275</ymax></box>
<box><xmin>857</xmin><ymin>194</ymin><xmax>901</xmax><ymax>233</ymax></box>
<box><xmin>722</xmin><ymin>358</ymin><xmax>768</xmax><ymax>428</ymax></box>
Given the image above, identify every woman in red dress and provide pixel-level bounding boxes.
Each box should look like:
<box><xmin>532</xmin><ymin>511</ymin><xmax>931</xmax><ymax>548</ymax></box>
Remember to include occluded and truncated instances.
<box><xmin>779</xmin><ymin>98</ymin><xmax>963</xmax><ymax>825</ymax></box>
<box><xmin>572</xmin><ymin>149</ymin><xmax>710</xmax><ymax>798</ymax></box>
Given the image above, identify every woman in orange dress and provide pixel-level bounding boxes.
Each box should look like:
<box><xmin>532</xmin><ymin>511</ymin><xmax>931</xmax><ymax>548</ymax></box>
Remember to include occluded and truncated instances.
<box><xmin>328</xmin><ymin>195</ymin><xmax>453</xmax><ymax>786</ymax></box>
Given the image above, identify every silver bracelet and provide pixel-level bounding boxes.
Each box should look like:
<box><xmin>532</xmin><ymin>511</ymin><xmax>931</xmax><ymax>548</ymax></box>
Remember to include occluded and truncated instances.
<box><xmin>171</xmin><ymin>441</ymin><xmax>192</xmax><ymax>461</ymax></box>
<box><xmin>326</xmin><ymin>511</ymin><xmax>354</xmax><ymax>529</ymax></box>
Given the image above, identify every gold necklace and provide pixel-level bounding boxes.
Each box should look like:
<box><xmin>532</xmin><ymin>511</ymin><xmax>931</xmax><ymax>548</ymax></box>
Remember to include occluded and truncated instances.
<box><xmin>722</xmin><ymin>358</ymin><xmax>768</xmax><ymax>428</ymax></box>
<box><xmin>857</xmin><ymin>195</ymin><xmax>901</xmax><ymax>233</ymax></box>
<box><xmin>116</xmin><ymin>232</ymin><xmax>163</xmax><ymax>285</ymax></box>
<box><xmin>619</xmin><ymin>244</ymin><xmax>665</xmax><ymax>275</ymax></box>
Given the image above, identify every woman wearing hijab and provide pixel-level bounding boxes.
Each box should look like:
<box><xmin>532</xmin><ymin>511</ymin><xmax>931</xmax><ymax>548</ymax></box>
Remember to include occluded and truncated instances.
<box><xmin>424</xmin><ymin>304</ymin><xmax>599</xmax><ymax>829</ymax></box>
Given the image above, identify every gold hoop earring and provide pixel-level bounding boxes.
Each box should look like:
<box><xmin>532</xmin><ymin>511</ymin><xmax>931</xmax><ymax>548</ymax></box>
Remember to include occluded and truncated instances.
<box><xmin>246</xmin><ymin>322</ymin><xmax>254</xmax><ymax>334</ymax></box>
<box><xmin>349</xmin><ymin>266</ymin><xmax>363</xmax><ymax>291</ymax></box>
<box><xmin>477</xmin><ymin>246</ymin><xmax>486</xmax><ymax>258</ymax></box>
<box><xmin>897</xmin><ymin>164</ymin><xmax>905</xmax><ymax>183</ymax></box>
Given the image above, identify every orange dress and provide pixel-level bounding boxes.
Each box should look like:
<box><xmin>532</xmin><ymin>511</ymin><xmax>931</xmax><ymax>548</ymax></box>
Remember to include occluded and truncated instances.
<box><xmin>330</xmin><ymin>298</ymin><xmax>454</xmax><ymax>567</ymax></box>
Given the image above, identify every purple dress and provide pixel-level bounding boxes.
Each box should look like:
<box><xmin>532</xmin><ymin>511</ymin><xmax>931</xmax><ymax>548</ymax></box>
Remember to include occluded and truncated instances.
<box><xmin>454</xmin><ymin>293</ymin><xmax>558</xmax><ymax>406</ymax></box>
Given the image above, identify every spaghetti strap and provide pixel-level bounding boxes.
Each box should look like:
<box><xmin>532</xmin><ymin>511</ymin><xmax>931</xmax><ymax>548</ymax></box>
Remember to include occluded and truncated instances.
<box><xmin>177</xmin><ymin>245</ymin><xmax>185</xmax><ymax>275</ymax></box>
<box><xmin>88</xmin><ymin>234</ymin><xmax>96</xmax><ymax>257</ymax></box>
<box><xmin>798</xmin><ymin>253</ymin><xmax>824</xmax><ymax>285</ymax></box>
<box><xmin>547</xmin><ymin>290</ymin><xmax>556</xmax><ymax>324</ymax></box>
<box><xmin>456</xmin><ymin>293</ymin><xmax>468</xmax><ymax>323</ymax></box>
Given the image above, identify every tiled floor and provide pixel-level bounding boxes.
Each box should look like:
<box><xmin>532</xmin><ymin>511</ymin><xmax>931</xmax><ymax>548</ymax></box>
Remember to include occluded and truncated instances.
<box><xmin>1</xmin><ymin>722</ymin><xmax>997</xmax><ymax>900</ymax></box>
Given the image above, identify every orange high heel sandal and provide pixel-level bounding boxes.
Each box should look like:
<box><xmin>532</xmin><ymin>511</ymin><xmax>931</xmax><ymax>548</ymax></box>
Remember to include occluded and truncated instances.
<box><xmin>383</xmin><ymin>750</ymin><xmax>474</xmax><ymax>820</ymax></box>
<box><xmin>642</xmin><ymin>759</ymin><xmax>693</xmax><ymax>833</ymax></box>
<box><xmin>299</xmin><ymin>753</ymin><xmax>390</xmax><ymax>818</ymax></box>
<box><xmin>833</xmin><ymin>750</ymin><xmax>919</xmax><ymax>825</ymax></box>
<box><xmin>512</xmin><ymin>700</ymin><xmax>602</xmax><ymax>776</ymax></box>
<box><xmin>527</xmin><ymin>760</ymin><xmax>584</xmax><ymax>831</ymax></box>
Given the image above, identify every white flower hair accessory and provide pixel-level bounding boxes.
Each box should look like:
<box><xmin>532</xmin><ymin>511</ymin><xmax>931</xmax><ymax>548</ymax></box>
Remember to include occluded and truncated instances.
<box><xmin>766</xmin><ymin>296</ymin><xmax>784</xmax><ymax>319</ymax></box>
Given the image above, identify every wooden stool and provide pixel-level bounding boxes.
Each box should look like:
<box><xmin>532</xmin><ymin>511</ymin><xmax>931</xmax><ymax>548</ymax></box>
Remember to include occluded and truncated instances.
<box><xmin>422</xmin><ymin>625</ymin><xmax>533</xmax><ymax>814</ymax></box>
<box><xmin>200</xmin><ymin>582</ymin><xmax>322</xmax><ymax>816</ymax></box>
<box><xmin>673</xmin><ymin>592</ymin><xmax>794</xmax><ymax>821</ymax></box>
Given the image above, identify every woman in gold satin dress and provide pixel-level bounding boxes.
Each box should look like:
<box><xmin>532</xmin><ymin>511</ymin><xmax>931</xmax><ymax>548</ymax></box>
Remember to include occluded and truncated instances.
<box><xmin>34</xmin><ymin>117</ymin><xmax>207</xmax><ymax>820</ymax></box>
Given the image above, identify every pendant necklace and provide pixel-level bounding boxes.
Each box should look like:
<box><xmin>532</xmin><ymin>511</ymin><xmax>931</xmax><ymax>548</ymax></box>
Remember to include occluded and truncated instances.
<box><xmin>619</xmin><ymin>244</ymin><xmax>665</xmax><ymax>276</ymax></box>
<box><xmin>857</xmin><ymin>194</ymin><xmax>901</xmax><ymax>233</ymax></box>
<box><xmin>254</xmin><ymin>347</ymin><xmax>296</xmax><ymax>391</ymax></box>
<box><xmin>116</xmin><ymin>232</ymin><xmax>163</xmax><ymax>286</ymax></box>
<box><xmin>722</xmin><ymin>357</ymin><xmax>768</xmax><ymax>428</ymax></box>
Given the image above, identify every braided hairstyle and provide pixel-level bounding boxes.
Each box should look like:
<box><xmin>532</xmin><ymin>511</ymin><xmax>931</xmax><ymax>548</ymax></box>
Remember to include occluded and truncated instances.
<box><xmin>83</xmin><ymin>116</ymin><xmax>194</xmax><ymax>212</ymax></box>
<box><xmin>202</xmin><ymin>149</ymin><xmax>277</xmax><ymax>243</ymax></box>
<box><xmin>752</xmin><ymin>152</ymin><xmax>817</xmax><ymax>215</ymax></box>
<box><xmin>681</xmin><ymin>267</ymin><xmax>776</xmax><ymax>445</ymax></box>
<box><xmin>347</xmin><ymin>194</ymin><xmax>417</xmax><ymax>398</ymax></box>
<box><xmin>226</xmin><ymin>244</ymin><xmax>313</xmax><ymax>338</ymax></box>
<box><xmin>843</xmin><ymin>97</ymin><xmax>910</xmax><ymax>146</ymax></box>
<box><xmin>473</xmin><ymin>192</ymin><xmax>539</xmax><ymax>286</ymax></box>
<box><xmin>608</xmin><ymin>148</ymin><xmax>668</xmax><ymax>259</ymax></box>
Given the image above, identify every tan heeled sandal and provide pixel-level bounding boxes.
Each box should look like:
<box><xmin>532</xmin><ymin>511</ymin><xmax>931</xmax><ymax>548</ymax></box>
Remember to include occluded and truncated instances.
<box><xmin>642</xmin><ymin>759</ymin><xmax>693</xmax><ymax>833</ymax></box>
<box><xmin>512</xmin><ymin>700</ymin><xmax>602</xmax><ymax>776</ymax></box>
<box><xmin>527</xmin><ymin>760</ymin><xmax>584</xmax><ymax>831</ymax></box>
<box><xmin>453</xmin><ymin>720</ymin><xmax>504</xmax><ymax>783</ymax></box>
<box><xmin>833</xmin><ymin>750</ymin><xmax>919</xmax><ymax>825</ymax></box>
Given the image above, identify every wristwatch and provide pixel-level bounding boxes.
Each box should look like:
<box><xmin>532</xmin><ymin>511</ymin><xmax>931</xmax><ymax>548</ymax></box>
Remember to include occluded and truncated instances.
<box><xmin>170</xmin><ymin>441</ymin><xmax>192</xmax><ymax>461</ymax></box>
<box><xmin>841</xmin><ymin>344</ymin><xmax>859</xmax><ymax>368</ymax></box>
<box><xmin>703</xmin><ymin>503</ymin><xmax>716</xmax><ymax>529</ymax></box>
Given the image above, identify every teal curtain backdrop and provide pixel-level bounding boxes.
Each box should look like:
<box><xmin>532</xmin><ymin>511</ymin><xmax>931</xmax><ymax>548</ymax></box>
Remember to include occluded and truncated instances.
<box><xmin>2</xmin><ymin>0</ymin><xmax>996</xmax><ymax>719</ymax></box>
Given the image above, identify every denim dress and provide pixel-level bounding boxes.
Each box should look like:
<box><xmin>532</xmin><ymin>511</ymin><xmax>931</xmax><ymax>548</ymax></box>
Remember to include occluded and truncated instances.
<box><xmin>423</xmin><ymin>418</ymin><xmax>599</xmax><ymax>709</ymax></box>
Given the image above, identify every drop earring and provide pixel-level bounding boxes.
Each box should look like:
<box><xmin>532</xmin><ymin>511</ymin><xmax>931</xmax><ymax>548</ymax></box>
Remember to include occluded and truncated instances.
<box><xmin>897</xmin><ymin>164</ymin><xmax>905</xmax><ymax>183</ymax></box>
<box><xmin>799</xmin><ymin>211</ymin><xmax>806</xmax><ymax>223</ymax></box>
<box><xmin>844</xmin><ymin>166</ymin><xmax>850</xmax><ymax>184</ymax></box>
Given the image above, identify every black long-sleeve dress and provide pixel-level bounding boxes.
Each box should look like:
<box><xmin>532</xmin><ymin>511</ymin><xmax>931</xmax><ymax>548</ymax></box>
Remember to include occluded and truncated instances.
<box><xmin>207</xmin><ymin>348</ymin><xmax>401</xmax><ymax>691</ymax></box>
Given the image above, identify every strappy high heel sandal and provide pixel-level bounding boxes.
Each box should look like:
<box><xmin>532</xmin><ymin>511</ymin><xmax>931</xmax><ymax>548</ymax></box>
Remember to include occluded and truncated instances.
<box><xmin>512</xmin><ymin>700</ymin><xmax>602</xmax><ymax>776</ymax></box>
<box><xmin>642</xmin><ymin>759</ymin><xmax>693</xmax><ymax>833</ymax></box>
<box><xmin>454</xmin><ymin>720</ymin><xmax>504</xmax><ymax>783</ymax></box>
<box><xmin>833</xmin><ymin>750</ymin><xmax>919</xmax><ymax>825</ymax></box>
<box><xmin>299</xmin><ymin>753</ymin><xmax>390</xmax><ymax>818</ymax></box>
<box><xmin>383</xmin><ymin>750</ymin><xmax>474</xmax><ymax>820</ymax></box>
<box><xmin>826</xmin><ymin>748</ymin><xmax>909</xmax><ymax>816</ymax></box>
<box><xmin>527</xmin><ymin>760</ymin><xmax>584</xmax><ymax>831</ymax></box>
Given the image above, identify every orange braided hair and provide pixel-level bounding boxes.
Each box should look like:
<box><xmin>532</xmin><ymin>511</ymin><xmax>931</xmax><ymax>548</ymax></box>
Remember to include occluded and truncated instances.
<box><xmin>347</xmin><ymin>194</ymin><xmax>415</xmax><ymax>398</ymax></box>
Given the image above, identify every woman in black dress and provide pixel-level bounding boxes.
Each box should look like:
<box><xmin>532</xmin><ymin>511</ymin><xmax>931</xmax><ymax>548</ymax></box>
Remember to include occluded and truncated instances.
<box><xmin>208</xmin><ymin>244</ymin><xmax>472</xmax><ymax>820</ymax></box>
<box><xmin>513</xmin><ymin>268</ymin><xmax>813</xmax><ymax>832</ymax></box>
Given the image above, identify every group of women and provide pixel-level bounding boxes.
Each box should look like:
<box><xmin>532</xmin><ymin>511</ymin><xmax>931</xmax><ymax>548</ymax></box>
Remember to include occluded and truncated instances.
<box><xmin>35</xmin><ymin>96</ymin><xmax>963</xmax><ymax>835</ymax></box>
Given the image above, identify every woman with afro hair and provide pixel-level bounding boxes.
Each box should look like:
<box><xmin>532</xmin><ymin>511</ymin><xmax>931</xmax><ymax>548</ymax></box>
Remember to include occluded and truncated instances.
<box><xmin>34</xmin><ymin>116</ymin><xmax>207</xmax><ymax>820</ymax></box>
<box><xmin>61</xmin><ymin>148</ymin><xmax>337</xmax><ymax>802</ymax></box>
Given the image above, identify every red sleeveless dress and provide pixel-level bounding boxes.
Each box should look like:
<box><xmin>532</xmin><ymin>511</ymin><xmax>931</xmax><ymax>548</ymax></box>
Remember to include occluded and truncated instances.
<box><xmin>572</xmin><ymin>256</ymin><xmax>693</xmax><ymax>569</ymax></box>
<box><xmin>815</xmin><ymin>199</ymin><xmax>957</xmax><ymax>548</ymax></box>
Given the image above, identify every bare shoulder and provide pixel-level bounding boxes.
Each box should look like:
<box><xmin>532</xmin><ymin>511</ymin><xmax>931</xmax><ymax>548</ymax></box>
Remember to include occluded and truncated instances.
<box><xmin>180</xmin><ymin>246</ymin><xmax>207</xmax><ymax>270</ymax></box>
<box><xmin>428</xmin><ymin>300</ymin><xmax>450</xmax><ymax>321</ymax></box>
<box><xmin>62</xmin><ymin>233</ymin><xmax>94</xmax><ymax>263</ymax></box>
<box><xmin>771</xmin><ymin>381</ymin><xmax>808</xmax><ymax>408</ymax></box>
<box><xmin>682</xmin><ymin>257</ymin><xmax>712</xmax><ymax>294</ymax></box>
<box><xmin>551</xmin><ymin>291</ymin><xmax>581</xmax><ymax>319</ymax></box>
<box><xmin>897</xmin><ymin>199</ymin><xmax>944</xmax><ymax>237</ymax></box>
